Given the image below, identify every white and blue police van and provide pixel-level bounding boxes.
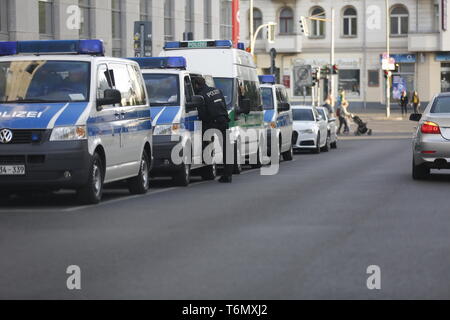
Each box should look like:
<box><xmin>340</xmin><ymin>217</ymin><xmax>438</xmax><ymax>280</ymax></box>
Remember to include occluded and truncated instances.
<box><xmin>259</xmin><ymin>75</ymin><xmax>294</xmax><ymax>161</ymax></box>
<box><xmin>160</xmin><ymin>40</ymin><xmax>264</xmax><ymax>173</ymax></box>
<box><xmin>0</xmin><ymin>40</ymin><xmax>153</xmax><ymax>204</ymax></box>
<box><xmin>128</xmin><ymin>57</ymin><xmax>217</xmax><ymax>186</ymax></box>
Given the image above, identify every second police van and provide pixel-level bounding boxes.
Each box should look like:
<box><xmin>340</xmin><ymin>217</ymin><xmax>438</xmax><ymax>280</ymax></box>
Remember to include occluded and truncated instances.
<box><xmin>259</xmin><ymin>75</ymin><xmax>294</xmax><ymax>161</ymax></box>
<box><xmin>160</xmin><ymin>40</ymin><xmax>265</xmax><ymax>173</ymax></box>
<box><xmin>0</xmin><ymin>40</ymin><xmax>153</xmax><ymax>204</ymax></box>
<box><xmin>129</xmin><ymin>56</ymin><xmax>217</xmax><ymax>186</ymax></box>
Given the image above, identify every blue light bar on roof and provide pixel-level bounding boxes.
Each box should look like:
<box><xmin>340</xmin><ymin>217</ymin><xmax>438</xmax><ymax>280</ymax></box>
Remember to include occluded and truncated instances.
<box><xmin>128</xmin><ymin>57</ymin><xmax>187</xmax><ymax>70</ymax></box>
<box><xmin>0</xmin><ymin>40</ymin><xmax>105</xmax><ymax>56</ymax></box>
<box><xmin>164</xmin><ymin>40</ymin><xmax>233</xmax><ymax>50</ymax></box>
<box><xmin>237</xmin><ymin>42</ymin><xmax>246</xmax><ymax>50</ymax></box>
<box><xmin>259</xmin><ymin>75</ymin><xmax>276</xmax><ymax>84</ymax></box>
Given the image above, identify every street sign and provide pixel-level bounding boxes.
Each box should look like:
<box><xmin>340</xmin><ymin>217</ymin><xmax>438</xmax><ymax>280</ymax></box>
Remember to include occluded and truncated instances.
<box><xmin>382</xmin><ymin>57</ymin><xmax>396</xmax><ymax>71</ymax></box>
<box><xmin>294</xmin><ymin>65</ymin><xmax>313</xmax><ymax>87</ymax></box>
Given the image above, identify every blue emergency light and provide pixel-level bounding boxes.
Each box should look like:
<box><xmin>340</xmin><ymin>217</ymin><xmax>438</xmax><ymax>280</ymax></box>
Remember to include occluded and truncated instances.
<box><xmin>129</xmin><ymin>57</ymin><xmax>187</xmax><ymax>69</ymax></box>
<box><xmin>259</xmin><ymin>75</ymin><xmax>276</xmax><ymax>84</ymax></box>
<box><xmin>237</xmin><ymin>43</ymin><xmax>246</xmax><ymax>50</ymax></box>
<box><xmin>164</xmin><ymin>40</ymin><xmax>233</xmax><ymax>50</ymax></box>
<box><xmin>0</xmin><ymin>40</ymin><xmax>105</xmax><ymax>56</ymax></box>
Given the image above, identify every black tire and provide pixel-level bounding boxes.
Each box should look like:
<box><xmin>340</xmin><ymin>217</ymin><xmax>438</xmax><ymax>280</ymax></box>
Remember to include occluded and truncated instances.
<box><xmin>282</xmin><ymin>144</ymin><xmax>294</xmax><ymax>161</ymax></box>
<box><xmin>77</xmin><ymin>153</ymin><xmax>104</xmax><ymax>205</ymax></box>
<box><xmin>412</xmin><ymin>158</ymin><xmax>430</xmax><ymax>180</ymax></box>
<box><xmin>173</xmin><ymin>163</ymin><xmax>190</xmax><ymax>186</ymax></box>
<box><xmin>233</xmin><ymin>143</ymin><xmax>242</xmax><ymax>174</ymax></box>
<box><xmin>128</xmin><ymin>151</ymin><xmax>150</xmax><ymax>195</ymax></box>
<box><xmin>331</xmin><ymin>140</ymin><xmax>337</xmax><ymax>149</ymax></box>
<box><xmin>313</xmin><ymin>134</ymin><xmax>321</xmax><ymax>154</ymax></box>
<box><xmin>321</xmin><ymin>134</ymin><xmax>331</xmax><ymax>152</ymax></box>
<box><xmin>200</xmin><ymin>163</ymin><xmax>217</xmax><ymax>181</ymax></box>
<box><xmin>251</xmin><ymin>147</ymin><xmax>262</xmax><ymax>168</ymax></box>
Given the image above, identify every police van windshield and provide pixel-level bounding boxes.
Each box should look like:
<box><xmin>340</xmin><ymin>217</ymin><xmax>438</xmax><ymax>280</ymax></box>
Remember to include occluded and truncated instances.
<box><xmin>213</xmin><ymin>78</ymin><xmax>233</xmax><ymax>109</ymax></box>
<box><xmin>261</xmin><ymin>87</ymin><xmax>274</xmax><ymax>110</ymax></box>
<box><xmin>143</xmin><ymin>74</ymin><xmax>180</xmax><ymax>106</ymax></box>
<box><xmin>0</xmin><ymin>61</ymin><xmax>90</xmax><ymax>103</ymax></box>
<box><xmin>293</xmin><ymin>109</ymin><xmax>315</xmax><ymax>121</ymax></box>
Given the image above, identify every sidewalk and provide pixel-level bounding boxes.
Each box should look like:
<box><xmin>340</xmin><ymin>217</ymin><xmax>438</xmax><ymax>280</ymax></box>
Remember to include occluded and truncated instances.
<box><xmin>338</xmin><ymin>108</ymin><xmax>417</xmax><ymax>140</ymax></box>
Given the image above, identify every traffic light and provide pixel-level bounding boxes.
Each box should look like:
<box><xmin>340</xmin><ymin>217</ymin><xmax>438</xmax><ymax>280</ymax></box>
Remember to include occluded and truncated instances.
<box><xmin>267</xmin><ymin>23</ymin><xmax>276</xmax><ymax>43</ymax></box>
<box><xmin>299</xmin><ymin>16</ymin><xmax>310</xmax><ymax>37</ymax></box>
<box><xmin>311</xmin><ymin>70</ymin><xmax>318</xmax><ymax>86</ymax></box>
<box><xmin>393</xmin><ymin>63</ymin><xmax>400</xmax><ymax>73</ymax></box>
<box><xmin>332</xmin><ymin>64</ymin><xmax>339</xmax><ymax>75</ymax></box>
<box><xmin>384</xmin><ymin>70</ymin><xmax>392</xmax><ymax>79</ymax></box>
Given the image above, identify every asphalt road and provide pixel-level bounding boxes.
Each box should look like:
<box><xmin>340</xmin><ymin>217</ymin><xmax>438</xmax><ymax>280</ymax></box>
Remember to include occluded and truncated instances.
<box><xmin>1</xmin><ymin>121</ymin><xmax>450</xmax><ymax>299</ymax></box>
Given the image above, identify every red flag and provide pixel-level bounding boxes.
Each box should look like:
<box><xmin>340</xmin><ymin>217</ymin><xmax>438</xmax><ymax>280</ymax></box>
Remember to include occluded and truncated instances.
<box><xmin>232</xmin><ymin>0</ymin><xmax>240</xmax><ymax>48</ymax></box>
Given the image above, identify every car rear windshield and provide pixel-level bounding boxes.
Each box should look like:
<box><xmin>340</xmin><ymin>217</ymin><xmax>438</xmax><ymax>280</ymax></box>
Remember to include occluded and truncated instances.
<box><xmin>431</xmin><ymin>96</ymin><xmax>450</xmax><ymax>113</ymax></box>
<box><xmin>293</xmin><ymin>109</ymin><xmax>314</xmax><ymax>121</ymax></box>
<box><xmin>261</xmin><ymin>87</ymin><xmax>274</xmax><ymax>110</ymax></box>
<box><xmin>0</xmin><ymin>60</ymin><xmax>90</xmax><ymax>103</ymax></box>
<box><xmin>143</xmin><ymin>74</ymin><xmax>180</xmax><ymax>106</ymax></box>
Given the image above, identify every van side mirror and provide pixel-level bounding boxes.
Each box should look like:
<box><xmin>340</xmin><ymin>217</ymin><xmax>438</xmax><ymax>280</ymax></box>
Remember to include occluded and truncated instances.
<box><xmin>278</xmin><ymin>102</ymin><xmax>290</xmax><ymax>112</ymax></box>
<box><xmin>186</xmin><ymin>95</ymin><xmax>205</xmax><ymax>112</ymax></box>
<box><xmin>410</xmin><ymin>113</ymin><xmax>422</xmax><ymax>122</ymax></box>
<box><xmin>238</xmin><ymin>98</ymin><xmax>251</xmax><ymax>115</ymax></box>
<box><xmin>97</xmin><ymin>89</ymin><xmax>122</xmax><ymax>110</ymax></box>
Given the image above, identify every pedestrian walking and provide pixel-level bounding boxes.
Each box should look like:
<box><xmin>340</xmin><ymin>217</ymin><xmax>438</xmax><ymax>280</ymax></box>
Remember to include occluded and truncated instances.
<box><xmin>193</xmin><ymin>77</ymin><xmax>233</xmax><ymax>183</ymax></box>
<box><xmin>400</xmin><ymin>91</ymin><xmax>409</xmax><ymax>116</ymax></box>
<box><xmin>412</xmin><ymin>91</ymin><xmax>421</xmax><ymax>113</ymax></box>
<box><xmin>337</xmin><ymin>100</ymin><xmax>350</xmax><ymax>135</ymax></box>
<box><xmin>323</xmin><ymin>97</ymin><xmax>333</xmax><ymax>117</ymax></box>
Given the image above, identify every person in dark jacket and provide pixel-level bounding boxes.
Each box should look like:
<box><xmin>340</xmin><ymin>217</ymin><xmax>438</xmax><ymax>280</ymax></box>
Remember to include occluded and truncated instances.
<box><xmin>400</xmin><ymin>91</ymin><xmax>409</xmax><ymax>116</ymax></box>
<box><xmin>193</xmin><ymin>77</ymin><xmax>233</xmax><ymax>183</ymax></box>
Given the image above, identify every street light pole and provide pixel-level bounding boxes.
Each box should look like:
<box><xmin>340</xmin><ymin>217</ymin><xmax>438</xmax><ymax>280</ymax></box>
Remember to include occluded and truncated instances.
<box><xmin>250</xmin><ymin>0</ymin><xmax>254</xmax><ymax>49</ymax></box>
<box><xmin>250</xmin><ymin>22</ymin><xmax>276</xmax><ymax>56</ymax></box>
<box><xmin>330</xmin><ymin>7</ymin><xmax>336</xmax><ymax>104</ymax></box>
<box><xmin>386</xmin><ymin>0</ymin><xmax>391</xmax><ymax>118</ymax></box>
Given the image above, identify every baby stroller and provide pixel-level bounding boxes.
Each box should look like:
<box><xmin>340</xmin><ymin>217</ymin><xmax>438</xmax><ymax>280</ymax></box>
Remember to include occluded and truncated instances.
<box><xmin>352</xmin><ymin>115</ymin><xmax>373</xmax><ymax>136</ymax></box>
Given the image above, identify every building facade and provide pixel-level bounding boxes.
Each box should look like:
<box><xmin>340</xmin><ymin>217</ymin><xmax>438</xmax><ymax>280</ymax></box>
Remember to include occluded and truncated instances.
<box><xmin>240</xmin><ymin>0</ymin><xmax>450</xmax><ymax>107</ymax></box>
<box><xmin>0</xmin><ymin>0</ymin><xmax>233</xmax><ymax>57</ymax></box>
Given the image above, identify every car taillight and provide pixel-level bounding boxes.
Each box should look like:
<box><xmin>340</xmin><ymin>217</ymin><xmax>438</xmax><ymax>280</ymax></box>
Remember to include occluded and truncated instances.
<box><xmin>421</xmin><ymin>121</ymin><xmax>441</xmax><ymax>134</ymax></box>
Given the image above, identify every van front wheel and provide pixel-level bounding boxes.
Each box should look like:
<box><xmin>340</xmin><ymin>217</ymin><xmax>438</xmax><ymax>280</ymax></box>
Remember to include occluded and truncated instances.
<box><xmin>77</xmin><ymin>153</ymin><xmax>104</xmax><ymax>205</ymax></box>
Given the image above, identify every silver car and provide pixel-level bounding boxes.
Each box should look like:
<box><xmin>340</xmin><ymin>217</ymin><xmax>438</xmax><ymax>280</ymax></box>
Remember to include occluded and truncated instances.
<box><xmin>410</xmin><ymin>93</ymin><xmax>450</xmax><ymax>179</ymax></box>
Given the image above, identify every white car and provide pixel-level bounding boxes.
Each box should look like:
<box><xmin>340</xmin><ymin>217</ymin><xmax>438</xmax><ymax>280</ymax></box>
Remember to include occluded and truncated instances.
<box><xmin>317</xmin><ymin>106</ymin><xmax>338</xmax><ymax>149</ymax></box>
<box><xmin>292</xmin><ymin>106</ymin><xmax>329</xmax><ymax>153</ymax></box>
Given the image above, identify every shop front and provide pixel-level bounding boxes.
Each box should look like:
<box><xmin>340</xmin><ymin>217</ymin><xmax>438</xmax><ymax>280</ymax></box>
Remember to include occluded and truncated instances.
<box><xmin>436</xmin><ymin>53</ymin><xmax>450</xmax><ymax>93</ymax></box>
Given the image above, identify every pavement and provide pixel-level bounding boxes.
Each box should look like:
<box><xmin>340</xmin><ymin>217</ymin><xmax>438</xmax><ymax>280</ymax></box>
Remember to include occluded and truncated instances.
<box><xmin>1</xmin><ymin>110</ymin><xmax>450</xmax><ymax>299</ymax></box>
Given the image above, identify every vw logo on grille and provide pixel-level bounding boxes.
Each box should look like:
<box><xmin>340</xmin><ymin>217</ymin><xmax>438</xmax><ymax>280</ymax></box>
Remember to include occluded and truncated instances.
<box><xmin>0</xmin><ymin>129</ymin><xmax>13</xmax><ymax>144</ymax></box>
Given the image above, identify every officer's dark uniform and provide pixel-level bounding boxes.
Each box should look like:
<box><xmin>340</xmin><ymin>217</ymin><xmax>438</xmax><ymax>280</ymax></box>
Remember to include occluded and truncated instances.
<box><xmin>196</xmin><ymin>83</ymin><xmax>233</xmax><ymax>182</ymax></box>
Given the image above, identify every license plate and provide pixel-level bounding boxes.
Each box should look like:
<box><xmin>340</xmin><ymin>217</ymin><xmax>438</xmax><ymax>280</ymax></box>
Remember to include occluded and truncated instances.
<box><xmin>0</xmin><ymin>165</ymin><xmax>26</xmax><ymax>176</ymax></box>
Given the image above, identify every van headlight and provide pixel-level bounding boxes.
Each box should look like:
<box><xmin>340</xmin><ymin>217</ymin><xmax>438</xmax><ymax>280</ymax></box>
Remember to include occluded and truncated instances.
<box><xmin>154</xmin><ymin>123</ymin><xmax>180</xmax><ymax>135</ymax></box>
<box><xmin>50</xmin><ymin>126</ymin><xmax>87</xmax><ymax>141</ymax></box>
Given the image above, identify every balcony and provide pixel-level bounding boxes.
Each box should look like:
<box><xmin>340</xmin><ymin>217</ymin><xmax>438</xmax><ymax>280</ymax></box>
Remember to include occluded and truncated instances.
<box><xmin>408</xmin><ymin>32</ymin><xmax>440</xmax><ymax>52</ymax></box>
<box><xmin>264</xmin><ymin>34</ymin><xmax>303</xmax><ymax>53</ymax></box>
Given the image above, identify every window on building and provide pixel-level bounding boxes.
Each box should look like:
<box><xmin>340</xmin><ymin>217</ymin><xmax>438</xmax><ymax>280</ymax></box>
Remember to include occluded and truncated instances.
<box><xmin>310</xmin><ymin>7</ymin><xmax>325</xmax><ymax>38</ymax></box>
<box><xmin>343</xmin><ymin>7</ymin><xmax>357</xmax><ymax>37</ymax></box>
<box><xmin>79</xmin><ymin>0</ymin><xmax>92</xmax><ymax>39</ymax></box>
<box><xmin>0</xmin><ymin>0</ymin><xmax>8</xmax><ymax>35</ymax></box>
<box><xmin>252</xmin><ymin>8</ymin><xmax>263</xmax><ymax>39</ymax></box>
<box><xmin>220</xmin><ymin>0</ymin><xmax>232</xmax><ymax>39</ymax></box>
<box><xmin>390</xmin><ymin>5</ymin><xmax>409</xmax><ymax>36</ymax></box>
<box><xmin>434</xmin><ymin>3</ymin><xmax>440</xmax><ymax>32</ymax></box>
<box><xmin>368</xmin><ymin>70</ymin><xmax>380</xmax><ymax>87</ymax></box>
<box><xmin>279</xmin><ymin>7</ymin><xmax>294</xmax><ymax>34</ymax></box>
<box><xmin>39</xmin><ymin>0</ymin><xmax>54</xmax><ymax>36</ymax></box>
<box><xmin>441</xmin><ymin>63</ymin><xmax>450</xmax><ymax>92</ymax></box>
<box><xmin>111</xmin><ymin>0</ymin><xmax>122</xmax><ymax>40</ymax></box>
<box><xmin>185</xmin><ymin>0</ymin><xmax>194</xmax><ymax>35</ymax></box>
<box><xmin>204</xmin><ymin>0</ymin><xmax>212</xmax><ymax>38</ymax></box>
<box><xmin>140</xmin><ymin>0</ymin><xmax>152</xmax><ymax>21</ymax></box>
<box><xmin>164</xmin><ymin>0</ymin><xmax>174</xmax><ymax>41</ymax></box>
<box><xmin>339</xmin><ymin>69</ymin><xmax>360</xmax><ymax>97</ymax></box>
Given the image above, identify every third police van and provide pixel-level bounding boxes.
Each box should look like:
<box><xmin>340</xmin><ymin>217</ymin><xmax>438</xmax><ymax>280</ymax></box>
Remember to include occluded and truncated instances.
<box><xmin>259</xmin><ymin>75</ymin><xmax>294</xmax><ymax>161</ymax></box>
<box><xmin>160</xmin><ymin>40</ymin><xmax>265</xmax><ymax>173</ymax></box>
<box><xmin>0</xmin><ymin>40</ymin><xmax>152</xmax><ymax>204</ymax></box>
<box><xmin>129</xmin><ymin>57</ymin><xmax>217</xmax><ymax>186</ymax></box>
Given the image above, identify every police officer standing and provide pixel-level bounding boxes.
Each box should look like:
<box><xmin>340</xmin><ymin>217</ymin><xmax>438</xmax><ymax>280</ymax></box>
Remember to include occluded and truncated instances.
<box><xmin>193</xmin><ymin>77</ymin><xmax>233</xmax><ymax>183</ymax></box>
